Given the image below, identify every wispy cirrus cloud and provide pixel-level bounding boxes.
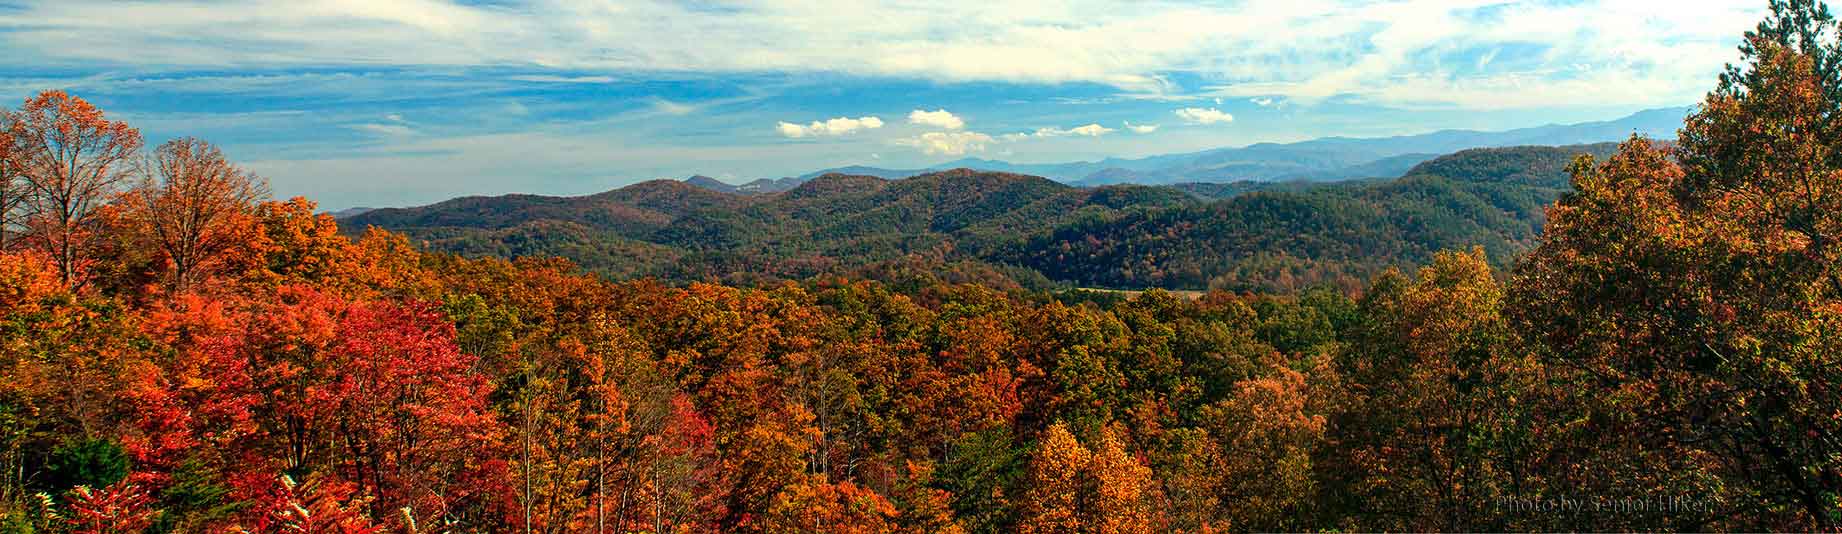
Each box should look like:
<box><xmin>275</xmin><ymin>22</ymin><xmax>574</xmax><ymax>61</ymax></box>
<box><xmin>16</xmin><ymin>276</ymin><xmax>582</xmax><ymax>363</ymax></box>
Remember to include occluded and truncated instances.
<box><xmin>0</xmin><ymin>0</ymin><xmax>1761</xmax><ymax>210</ymax></box>
<box><xmin>0</xmin><ymin>0</ymin><xmax>1761</xmax><ymax>110</ymax></box>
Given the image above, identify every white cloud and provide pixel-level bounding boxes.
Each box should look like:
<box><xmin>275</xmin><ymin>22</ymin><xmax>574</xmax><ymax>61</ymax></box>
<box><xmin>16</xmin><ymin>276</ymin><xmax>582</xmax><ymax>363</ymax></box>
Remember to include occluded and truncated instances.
<box><xmin>1040</xmin><ymin>124</ymin><xmax>1112</xmax><ymax>137</ymax></box>
<box><xmin>0</xmin><ymin>0</ymin><xmax>1767</xmax><ymax>110</ymax></box>
<box><xmin>777</xmin><ymin>116</ymin><xmax>885</xmax><ymax>138</ymax></box>
<box><xmin>1004</xmin><ymin>123</ymin><xmax>1117</xmax><ymax>140</ymax></box>
<box><xmin>350</xmin><ymin>122</ymin><xmax>416</xmax><ymax>137</ymax></box>
<box><xmin>651</xmin><ymin>98</ymin><xmax>697</xmax><ymax>116</ymax></box>
<box><xmin>1251</xmin><ymin>97</ymin><xmax>1276</xmax><ymax>107</ymax></box>
<box><xmin>908</xmin><ymin>109</ymin><xmax>964</xmax><ymax>130</ymax></box>
<box><xmin>897</xmin><ymin>131</ymin><xmax>994</xmax><ymax>156</ymax></box>
<box><xmin>1124</xmin><ymin>121</ymin><xmax>1159</xmax><ymax>134</ymax></box>
<box><xmin>1175</xmin><ymin>107</ymin><xmax>1235</xmax><ymax>125</ymax></box>
<box><xmin>348</xmin><ymin>113</ymin><xmax>415</xmax><ymax>137</ymax></box>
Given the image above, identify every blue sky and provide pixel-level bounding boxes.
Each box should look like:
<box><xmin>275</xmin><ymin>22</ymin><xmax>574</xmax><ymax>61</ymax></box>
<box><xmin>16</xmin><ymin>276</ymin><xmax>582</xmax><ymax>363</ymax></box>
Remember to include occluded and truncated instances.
<box><xmin>0</xmin><ymin>0</ymin><xmax>1765</xmax><ymax>209</ymax></box>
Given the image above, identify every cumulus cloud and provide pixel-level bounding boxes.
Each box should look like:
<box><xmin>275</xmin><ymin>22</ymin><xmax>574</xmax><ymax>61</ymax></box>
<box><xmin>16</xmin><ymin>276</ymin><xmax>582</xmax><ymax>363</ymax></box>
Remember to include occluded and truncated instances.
<box><xmin>1124</xmin><ymin>121</ymin><xmax>1159</xmax><ymax>134</ymax></box>
<box><xmin>1175</xmin><ymin>107</ymin><xmax>1235</xmax><ymax>125</ymax></box>
<box><xmin>908</xmin><ymin>109</ymin><xmax>965</xmax><ymax>130</ymax></box>
<box><xmin>1251</xmin><ymin>97</ymin><xmax>1277</xmax><ymax>107</ymax></box>
<box><xmin>777</xmin><ymin>116</ymin><xmax>885</xmax><ymax>138</ymax></box>
<box><xmin>897</xmin><ymin>131</ymin><xmax>995</xmax><ymax>156</ymax></box>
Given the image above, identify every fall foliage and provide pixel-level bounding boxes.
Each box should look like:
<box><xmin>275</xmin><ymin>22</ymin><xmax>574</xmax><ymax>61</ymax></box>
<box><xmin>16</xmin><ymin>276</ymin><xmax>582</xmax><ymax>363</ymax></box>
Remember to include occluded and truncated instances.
<box><xmin>5</xmin><ymin>2</ymin><xmax>1842</xmax><ymax>531</ymax></box>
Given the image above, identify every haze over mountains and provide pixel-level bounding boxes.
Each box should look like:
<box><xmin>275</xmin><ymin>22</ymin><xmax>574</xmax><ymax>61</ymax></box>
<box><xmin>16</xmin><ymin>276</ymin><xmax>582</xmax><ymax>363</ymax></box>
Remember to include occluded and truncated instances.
<box><xmin>680</xmin><ymin>106</ymin><xmax>1688</xmax><ymax>194</ymax></box>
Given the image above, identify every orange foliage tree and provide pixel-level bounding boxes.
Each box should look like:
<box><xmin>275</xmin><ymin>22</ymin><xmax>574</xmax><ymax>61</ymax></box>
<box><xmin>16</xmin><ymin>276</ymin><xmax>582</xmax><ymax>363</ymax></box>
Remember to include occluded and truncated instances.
<box><xmin>121</xmin><ymin>137</ymin><xmax>269</xmax><ymax>293</ymax></box>
<box><xmin>6</xmin><ymin>91</ymin><xmax>142</xmax><ymax>285</ymax></box>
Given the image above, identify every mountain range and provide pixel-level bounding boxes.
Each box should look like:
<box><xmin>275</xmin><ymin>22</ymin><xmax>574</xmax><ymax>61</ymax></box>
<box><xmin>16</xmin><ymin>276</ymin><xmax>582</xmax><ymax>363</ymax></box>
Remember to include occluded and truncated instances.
<box><xmin>343</xmin><ymin>142</ymin><xmax>1620</xmax><ymax>291</ymax></box>
<box><xmin>681</xmin><ymin>106</ymin><xmax>1687</xmax><ymax>193</ymax></box>
<box><xmin>338</xmin><ymin>107</ymin><xmax>1679</xmax><ymax>290</ymax></box>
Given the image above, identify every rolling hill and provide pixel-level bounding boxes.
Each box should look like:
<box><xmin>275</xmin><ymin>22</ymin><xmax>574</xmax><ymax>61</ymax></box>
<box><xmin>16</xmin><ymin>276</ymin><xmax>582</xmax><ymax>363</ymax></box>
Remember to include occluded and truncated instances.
<box><xmin>344</xmin><ymin>143</ymin><xmax>1620</xmax><ymax>291</ymax></box>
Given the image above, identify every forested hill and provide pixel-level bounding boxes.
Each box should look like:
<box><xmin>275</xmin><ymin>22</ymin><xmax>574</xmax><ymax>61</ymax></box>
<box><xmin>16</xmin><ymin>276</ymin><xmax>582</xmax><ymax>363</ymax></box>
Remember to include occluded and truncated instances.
<box><xmin>343</xmin><ymin>143</ymin><xmax>1620</xmax><ymax>291</ymax></box>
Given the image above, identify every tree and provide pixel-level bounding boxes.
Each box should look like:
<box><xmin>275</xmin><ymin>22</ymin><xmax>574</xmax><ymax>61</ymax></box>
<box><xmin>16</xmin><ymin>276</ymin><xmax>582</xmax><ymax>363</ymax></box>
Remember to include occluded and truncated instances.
<box><xmin>253</xmin><ymin>197</ymin><xmax>350</xmax><ymax>288</ymax></box>
<box><xmin>123</xmin><ymin>138</ymin><xmax>268</xmax><ymax>292</ymax></box>
<box><xmin>63</xmin><ymin>481</ymin><xmax>156</xmax><ymax>534</ymax></box>
<box><xmin>1199</xmin><ymin>363</ymin><xmax>1326</xmax><ymax>531</ymax></box>
<box><xmin>7</xmin><ymin>91</ymin><xmax>142</xmax><ymax>285</ymax></box>
<box><xmin>39</xmin><ymin>438</ymin><xmax>131</xmax><ymax>498</ymax></box>
<box><xmin>1513</xmin><ymin>1</ymin><xmax>1842</xmax><ymax>528</ymax></box>
<box><xmin>1015</xmin><ymin>423</ymin><xmax>1085</xmax><ymax>534</ymax></box>
<box><xmin>1085</xmin><ymin>426</ymin><xmax>1162</xmax><ymax>534</ymax></box>
<box><xmin>296</xmin><ymin>294</ymin><xmax>508</xmax><ymax>527</ymax></box>
<box><xmin>0</xmin><ymin>110</ymin><xmax>24</xmax><ymax>251</ymax></box>
<box><xmin>1014</xmin><ymin>422</ymin><xmax>1163</xmax><ymax>534</ymax></box>
<box><xmin>245</xmin><ymin>475</ymin><xmax>385</xmax><ymax>534</ymax></box>
<box><xmin>763</xmin><ymin>476</ymin><xmax>898</xmax><ymax>534</ymax></box>
<box><xmin>0</xmin><ymin>252</ymin><xmax>150</xmax><ymax>514</ymax></box>
<box><xmin>1325</xmin><ymin>249</ymin><xmax>1566</xmax><ymax>531</ymax></box>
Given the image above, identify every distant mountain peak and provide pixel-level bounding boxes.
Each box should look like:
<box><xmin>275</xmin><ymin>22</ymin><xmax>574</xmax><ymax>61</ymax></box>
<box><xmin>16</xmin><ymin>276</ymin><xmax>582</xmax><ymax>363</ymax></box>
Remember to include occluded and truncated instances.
<box><xmin>674</xmin><ymin>106</ymin><xmax>1697</xmax><ymax>193</ymax></box>
<box><xmin>683</xmin><ymin>175</ymin><xmax>738</xmax><ymax>193</ymax></box>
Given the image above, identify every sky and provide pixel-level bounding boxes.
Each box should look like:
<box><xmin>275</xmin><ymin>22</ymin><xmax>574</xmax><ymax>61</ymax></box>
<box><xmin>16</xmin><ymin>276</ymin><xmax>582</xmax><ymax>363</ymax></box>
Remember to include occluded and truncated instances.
<box><xmin>0</xmin><ymin>0</ymin><xmax>1768</xmax><ymax>210</ymax></box>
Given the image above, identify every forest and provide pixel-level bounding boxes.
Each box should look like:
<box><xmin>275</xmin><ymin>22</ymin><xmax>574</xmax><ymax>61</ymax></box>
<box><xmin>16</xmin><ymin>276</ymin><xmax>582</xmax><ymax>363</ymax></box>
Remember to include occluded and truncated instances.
<box><xmin>5</xmin><ymin>1</ymin><xmax>1842</xmax><ymax>532</ymax></box>
<box><xmin>345</xmin><ymin>144</ymin><xmax>1618</xmax><ymax>294</ymax></box>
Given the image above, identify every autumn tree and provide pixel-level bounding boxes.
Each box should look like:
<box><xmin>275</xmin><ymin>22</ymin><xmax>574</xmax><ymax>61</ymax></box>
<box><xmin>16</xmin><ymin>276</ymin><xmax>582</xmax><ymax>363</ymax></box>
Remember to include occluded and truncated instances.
<box><xmin>244</xmin><ymin>475</ymin><xmax>385</xmax><ymax>534</ymax></box>
<box><xmin>254</xmin><ymin>197</ymin><xmax>351</xmax><ymax>287</ymax></box>
<box><xmin>0</xmin><ymin>251</ymin><xmax>151</xmax><ymax>517</ymax></box>
<box><xmin>1198</xmin><ymin>362</ymin><xmax>1326</xmax><ymax>531</ymax></box>
<box><xmin>1085</xmin><ymin>426</ymin><xmax>1162</xmax><ymax>534</ymax></box>
<box><xmin>0</xmin><ymin>110</ymin><xmax>23</xmax><ymax>251</ymax></box>
<box><xmin>7</xmin><ymin>91</ymin><xmax>142</xmax><ymax>285</ymax></box>
<box><xmin>763</xmin><ymin>476</ymin><xmax>898</xmax><ymax>534</ymax></box>
<box><xmin>123</xmin><ymin>137</ymin><xmax>269</xmax><ymax>292</ymax></box>
<box><xmin>1015</xmin><ymin>423</ymin><xmax>1086</xmax><ymax>534</ymax></box>
<box><xmin>1321</xmin><ymin>250</ymin><xmax>1572</xmax><ymax>530</ymax></box>
<box><xmin>63</xmin><ymin>481</ymin><xmax>157</xmax><ymax>534</ymax></box>
<box><xmin>1013</xmin><ymin>422</ymin><xmax>1163</xmax><ymax>534</ymax></box>
<box><xmin>1513</xmin><ymin>1</ymin><xmax>1842</xmax><ymax>528</ymax></box>
<box><xmin>130</xmin><ymin>286</ymin><xmax>510</xmax><ymax>530</ymax></box>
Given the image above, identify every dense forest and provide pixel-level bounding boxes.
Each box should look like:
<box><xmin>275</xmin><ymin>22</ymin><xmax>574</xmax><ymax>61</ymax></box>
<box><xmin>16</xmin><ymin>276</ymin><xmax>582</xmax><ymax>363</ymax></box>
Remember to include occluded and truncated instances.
<box><xmin>346</xmin><ymin>144</ymin><xmax>1617</xmax><ymax>294</ymax></box>
<box><xmin>5</xmin><ymin>1</ymin><xmax>1842</xmax><ymax>532</ymax></box>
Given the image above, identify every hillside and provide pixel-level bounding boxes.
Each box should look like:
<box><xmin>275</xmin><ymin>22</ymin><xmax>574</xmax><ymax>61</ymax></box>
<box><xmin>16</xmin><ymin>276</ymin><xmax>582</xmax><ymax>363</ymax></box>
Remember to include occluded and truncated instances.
<box><xmin>343</xmin><ymin>143</ymin><xmax>1616</xmax><ymax>291</ymax></box>
<box><xmin>1015</xmin><ymin>144</ymin><xmax>1621</xmax><ymax>291</ymax></box>
<box><xmin>1404</xmin><ymin>143</ymin><xmax>1619</xmax><ymax>187</ymax></box>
